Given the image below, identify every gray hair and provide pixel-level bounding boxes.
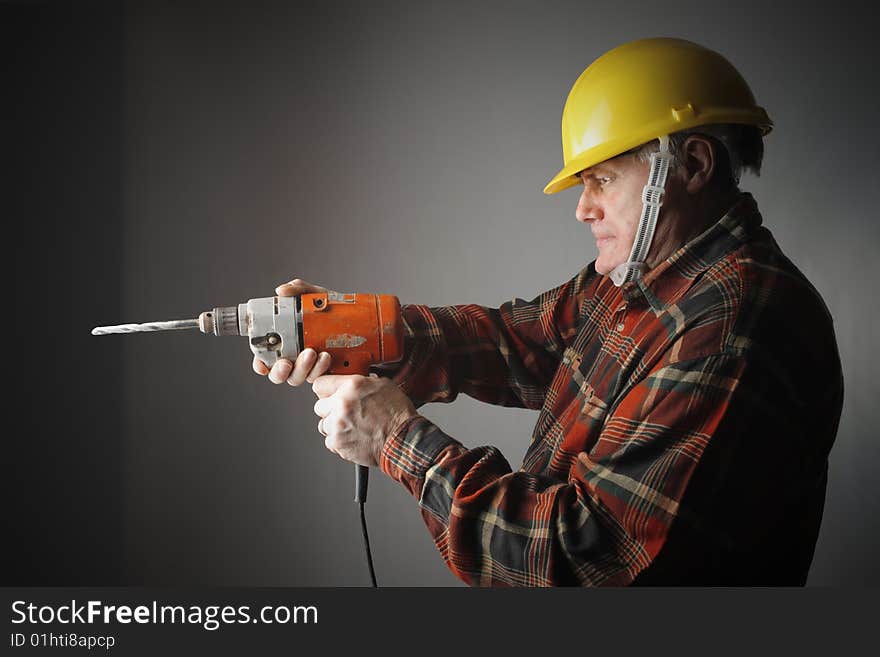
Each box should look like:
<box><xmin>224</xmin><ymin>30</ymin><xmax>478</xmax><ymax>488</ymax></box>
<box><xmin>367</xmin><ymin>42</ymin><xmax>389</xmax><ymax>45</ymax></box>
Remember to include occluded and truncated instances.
<box><xmin>632</xmin><ymin>123</ymin><xmax>764</xmax><ymax>186</ymax></box>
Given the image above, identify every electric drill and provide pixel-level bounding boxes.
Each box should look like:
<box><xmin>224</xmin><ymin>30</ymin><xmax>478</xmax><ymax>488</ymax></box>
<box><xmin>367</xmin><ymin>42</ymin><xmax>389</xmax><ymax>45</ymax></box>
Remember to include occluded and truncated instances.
<box><xmin>91</xmin><ymin>291</ymin><xmax>406</xmax><ymax>505</ymax></box>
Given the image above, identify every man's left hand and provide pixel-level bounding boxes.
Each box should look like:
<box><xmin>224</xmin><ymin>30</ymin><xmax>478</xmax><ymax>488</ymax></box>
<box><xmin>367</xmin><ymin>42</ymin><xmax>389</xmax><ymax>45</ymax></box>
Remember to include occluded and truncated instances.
<box><xmin>312</xmin><ymin>374</ymin><xmax>418</xmax><ymax>467</ymax></box>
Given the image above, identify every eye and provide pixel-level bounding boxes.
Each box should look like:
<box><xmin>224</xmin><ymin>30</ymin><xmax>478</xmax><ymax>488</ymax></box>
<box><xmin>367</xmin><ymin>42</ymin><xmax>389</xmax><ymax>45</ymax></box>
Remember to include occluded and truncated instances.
<box><xmin>579</xmin><ymin>172</ymin><xmax>613</xmax><ymax>189</ymax></box>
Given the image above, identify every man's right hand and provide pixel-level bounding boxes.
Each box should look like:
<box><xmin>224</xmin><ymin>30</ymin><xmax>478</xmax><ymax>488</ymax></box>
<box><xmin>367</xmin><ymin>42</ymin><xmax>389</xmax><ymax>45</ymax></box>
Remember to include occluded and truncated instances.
<box><xmin>252</xmin><ymin>278</ymin><xmax>333</xmax><ymax>386</ymax></box>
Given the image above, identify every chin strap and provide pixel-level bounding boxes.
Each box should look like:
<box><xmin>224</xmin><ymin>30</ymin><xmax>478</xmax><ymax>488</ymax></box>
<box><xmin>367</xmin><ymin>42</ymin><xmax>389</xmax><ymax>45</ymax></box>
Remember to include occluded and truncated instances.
<box><xmin>609</xmin><ymin>135</ymin><xmax>672</xmax><ymax>287</ymax></box>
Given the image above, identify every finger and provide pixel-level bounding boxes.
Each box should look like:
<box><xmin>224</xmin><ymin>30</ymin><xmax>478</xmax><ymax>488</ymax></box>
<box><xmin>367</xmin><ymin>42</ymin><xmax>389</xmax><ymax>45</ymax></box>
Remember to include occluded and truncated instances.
<box><xmin>287</xmin><ymin>348</ymin><xmax>318</xmax><ymax>386</ymax></box>
<box><xmin>318</xmin><ymin>417</ymin><xmax>327</xmax><ymax>436</ymax></box>
<box><xmin>275</xmin><ymin>278</ymin><xmax>327</xmax><ymax>297</ymax></box>
<box><xmin>312</xmin><ymin>374</ymin><xmax>353</xmax><ymax>398</ymax></box>
<box><xmin>253</xmin><ymin>356</ymin><xmax>270</xmax><ymax>376</ymax></box>
<box><xmin>305</xmin><ymin>352</ymin><xmax>332</xmax><ymax>384</ymax></box>
<box><xmin>324</xmin><ymin>434</ymin><xmax>341</xmax><ymax>457</ymax></box>
<box><xmin>314</xmin><ymin>397</ymin><xmax>333</xmax><ymax>418</ymax></box>
<box><xmin>268</xmin><ymin>359</ymin><xmax>293</xmax><ymax>384</ymax></box>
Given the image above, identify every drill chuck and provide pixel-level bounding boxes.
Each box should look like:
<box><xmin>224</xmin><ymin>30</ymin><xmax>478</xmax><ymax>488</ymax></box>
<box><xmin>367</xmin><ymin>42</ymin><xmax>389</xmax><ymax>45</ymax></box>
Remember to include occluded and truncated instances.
<box><xmin>198</xmin><ymin>306</ymin><xmax>240</xmax><ymax>336</ymax></box>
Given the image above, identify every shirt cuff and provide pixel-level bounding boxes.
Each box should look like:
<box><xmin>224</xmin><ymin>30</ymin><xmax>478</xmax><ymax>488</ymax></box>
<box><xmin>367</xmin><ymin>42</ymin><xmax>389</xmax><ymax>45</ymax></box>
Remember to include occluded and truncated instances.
<box><xmin>380</xmin><ymin>414</ymin><xmax>461</xmax><ymax>499</ymax></box>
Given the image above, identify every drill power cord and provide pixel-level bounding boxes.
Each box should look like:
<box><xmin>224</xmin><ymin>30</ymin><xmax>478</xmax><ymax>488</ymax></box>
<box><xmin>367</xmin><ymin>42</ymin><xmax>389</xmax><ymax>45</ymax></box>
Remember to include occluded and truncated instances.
<box><xmin>359</xmin><ymin>501</ymin><xmax>378</xmax><ymax>587</ymax></box>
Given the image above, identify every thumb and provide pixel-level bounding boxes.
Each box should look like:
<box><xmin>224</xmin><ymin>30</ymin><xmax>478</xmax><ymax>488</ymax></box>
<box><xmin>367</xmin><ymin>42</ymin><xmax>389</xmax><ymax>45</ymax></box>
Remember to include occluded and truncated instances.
<box><xmin>312</xmin><ymin>374</ymin><xmax>350</xmax><ymax>398</ymax></box>
<box><xmin>275</xmin><ymin>278</ymin><xmax>327</xmax><ymax>297</ymax></box>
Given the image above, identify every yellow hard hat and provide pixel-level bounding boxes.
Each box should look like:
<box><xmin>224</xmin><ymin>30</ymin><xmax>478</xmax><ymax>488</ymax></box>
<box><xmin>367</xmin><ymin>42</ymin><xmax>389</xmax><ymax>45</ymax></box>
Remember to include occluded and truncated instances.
<box><xmin>543</xmin><ymin>37</ymin><xmax>772</xmax><ymax>195</ymax></box>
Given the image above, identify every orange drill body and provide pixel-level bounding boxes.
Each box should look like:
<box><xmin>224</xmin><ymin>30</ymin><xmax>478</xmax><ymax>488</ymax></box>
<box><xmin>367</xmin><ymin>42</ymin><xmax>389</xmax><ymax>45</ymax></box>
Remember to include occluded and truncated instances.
<box><xmin>301</xmin><ymin>292</ymin><xmax>404</xmax><ymax>375</ymax></box>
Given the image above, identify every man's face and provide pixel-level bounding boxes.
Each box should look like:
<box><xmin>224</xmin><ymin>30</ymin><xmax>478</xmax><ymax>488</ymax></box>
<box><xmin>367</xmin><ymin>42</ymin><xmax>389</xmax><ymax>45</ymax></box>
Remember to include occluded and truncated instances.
<box><xmin>575</xmin><ymin>153</ymin><xmax>652</xmax><ymax>275</ymax></box>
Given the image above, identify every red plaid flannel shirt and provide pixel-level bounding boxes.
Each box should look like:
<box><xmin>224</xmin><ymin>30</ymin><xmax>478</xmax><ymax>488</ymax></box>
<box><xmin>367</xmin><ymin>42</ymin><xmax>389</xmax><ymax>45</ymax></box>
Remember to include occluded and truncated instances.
<box><xmin>378</xmin><ymin>193</ymin><xmax>843</xmax><ymax>586</ymax></box>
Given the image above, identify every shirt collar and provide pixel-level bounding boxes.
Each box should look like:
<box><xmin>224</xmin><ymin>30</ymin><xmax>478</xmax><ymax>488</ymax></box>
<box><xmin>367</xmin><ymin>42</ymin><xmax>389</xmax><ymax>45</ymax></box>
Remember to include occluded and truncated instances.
<box><xmin>620</xmin><ymin>192</ymin><xmax>764</xmax><ymax>311</ymax></box>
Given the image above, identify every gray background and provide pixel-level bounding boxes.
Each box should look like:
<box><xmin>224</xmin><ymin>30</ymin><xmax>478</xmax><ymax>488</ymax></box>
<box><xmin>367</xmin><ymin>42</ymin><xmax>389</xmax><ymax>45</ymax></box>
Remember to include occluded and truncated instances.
<box><xmin>8</xmin><ymin>0</ymin><xmax>878</xmax><ymax>586</ymax></box>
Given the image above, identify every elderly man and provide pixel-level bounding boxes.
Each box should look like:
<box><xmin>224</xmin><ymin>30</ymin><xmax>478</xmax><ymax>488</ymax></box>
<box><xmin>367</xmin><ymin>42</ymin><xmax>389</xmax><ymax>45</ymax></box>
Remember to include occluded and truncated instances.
<box><xmin>255</xmin><ymin>38</ymin><xmax>843</xmax><ymax>586</ymax></box>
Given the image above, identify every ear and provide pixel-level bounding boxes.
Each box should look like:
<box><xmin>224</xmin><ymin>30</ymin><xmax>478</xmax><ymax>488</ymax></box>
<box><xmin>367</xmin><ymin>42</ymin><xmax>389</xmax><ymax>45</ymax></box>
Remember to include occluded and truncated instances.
<box><xmin>680</xmin><ymin>135</ymin><xmax>717</xmax><ymax>194</ymax></box>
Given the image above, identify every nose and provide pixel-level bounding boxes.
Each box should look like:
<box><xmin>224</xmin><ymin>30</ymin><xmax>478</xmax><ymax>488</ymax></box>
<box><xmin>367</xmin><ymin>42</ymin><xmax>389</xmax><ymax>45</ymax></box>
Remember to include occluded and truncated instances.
<box><xmin>575</xmin><ymin>183</ymin><xmax>603</xmax><ymax>224</ymax></box>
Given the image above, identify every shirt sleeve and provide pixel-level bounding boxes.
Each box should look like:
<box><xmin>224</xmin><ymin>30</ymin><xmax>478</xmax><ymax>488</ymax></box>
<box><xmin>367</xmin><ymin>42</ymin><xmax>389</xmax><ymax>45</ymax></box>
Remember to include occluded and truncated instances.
<box><xmin>380</xmin><ymin>349</ymin><xmax>834</xmax><ymax>586</ymax></box>
<box><xmin>377</xmin><ymin>267</ymin><xmax>592</xmax><ymax>410</ymax></box>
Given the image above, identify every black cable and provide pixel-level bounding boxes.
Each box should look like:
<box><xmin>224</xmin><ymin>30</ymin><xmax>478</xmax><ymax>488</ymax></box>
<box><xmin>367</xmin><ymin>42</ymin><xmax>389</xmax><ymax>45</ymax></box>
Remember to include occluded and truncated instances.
<box><xmin>359</xmin><ymin>501</ymin><xmax>378</xmax><ymax>587</ymax></box>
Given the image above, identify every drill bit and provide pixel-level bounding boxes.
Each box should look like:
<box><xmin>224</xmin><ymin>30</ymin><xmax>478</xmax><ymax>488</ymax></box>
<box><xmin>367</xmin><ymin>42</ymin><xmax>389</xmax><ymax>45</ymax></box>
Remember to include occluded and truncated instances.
<box><xmin>91</xmin><ymin>319</ymin><xmax>200</xmax><ymax>335</ymax></box>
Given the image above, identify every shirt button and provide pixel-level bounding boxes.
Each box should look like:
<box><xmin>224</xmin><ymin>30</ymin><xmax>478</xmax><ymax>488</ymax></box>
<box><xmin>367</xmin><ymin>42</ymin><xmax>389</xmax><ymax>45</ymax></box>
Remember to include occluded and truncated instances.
<box><xmin>616</xmin><ymin>322</ymin><xmax>625</xmax><ymax>332</ymax></box>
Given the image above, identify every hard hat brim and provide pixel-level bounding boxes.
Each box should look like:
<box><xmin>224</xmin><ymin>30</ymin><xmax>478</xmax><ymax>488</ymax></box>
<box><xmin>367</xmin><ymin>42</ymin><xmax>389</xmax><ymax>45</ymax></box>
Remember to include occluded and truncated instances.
<box><xmin>543</xmin><ymin>112</ymin><xmax>772</xmax><ymax>195</ymax></box>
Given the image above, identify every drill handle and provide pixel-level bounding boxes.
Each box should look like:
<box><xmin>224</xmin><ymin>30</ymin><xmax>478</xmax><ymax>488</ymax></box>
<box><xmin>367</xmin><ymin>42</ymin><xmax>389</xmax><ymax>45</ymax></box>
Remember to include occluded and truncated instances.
<box><xmin>346</xmin><ymin>365</ymin><xmax>373</xmax><ymax>504</ymax></box>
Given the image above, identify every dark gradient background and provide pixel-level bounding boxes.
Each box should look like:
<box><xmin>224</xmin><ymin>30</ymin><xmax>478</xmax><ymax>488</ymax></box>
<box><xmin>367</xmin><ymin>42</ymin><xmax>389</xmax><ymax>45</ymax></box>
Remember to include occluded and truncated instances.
<box><xmin>7</xmin><ymin>0</ymin><xmax>878</xmax><ymax>586</ymax></box>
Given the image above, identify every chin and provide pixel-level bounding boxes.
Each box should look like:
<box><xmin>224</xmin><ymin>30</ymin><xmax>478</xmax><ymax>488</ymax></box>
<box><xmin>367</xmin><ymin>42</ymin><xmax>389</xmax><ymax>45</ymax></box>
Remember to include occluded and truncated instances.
<box><xmin>594</xmin><ymin>258</ymin><xmax>615</xmax><ymax>276</ymax></box>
